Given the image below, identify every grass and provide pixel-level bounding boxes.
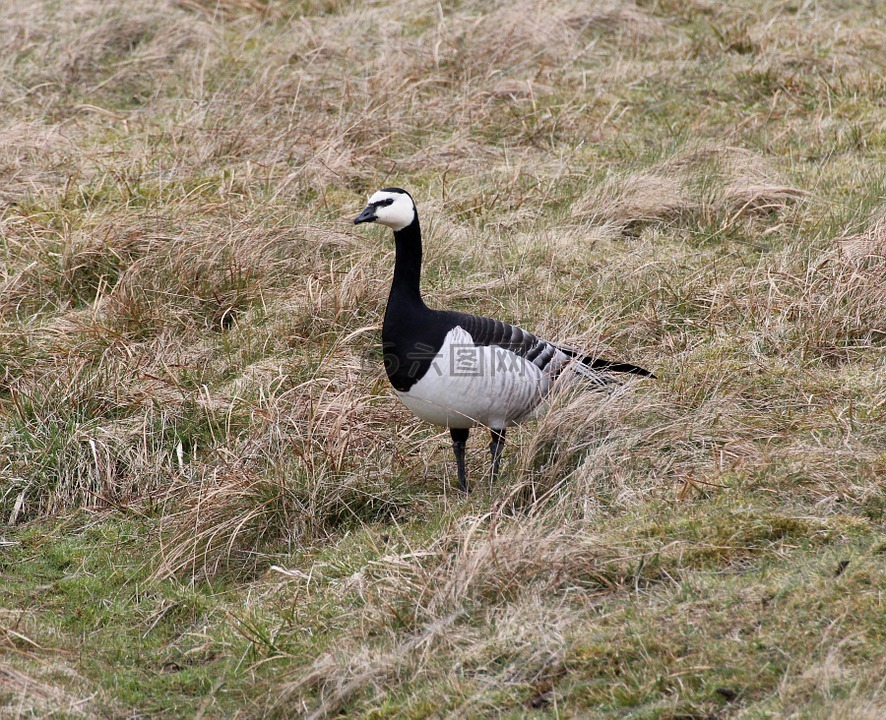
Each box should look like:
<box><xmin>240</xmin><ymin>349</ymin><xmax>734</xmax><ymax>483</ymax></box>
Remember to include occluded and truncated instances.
<box><xmin>1</xmin><ymin>0</ymin><xmax>884</xmax><ymax>717</ymax></box>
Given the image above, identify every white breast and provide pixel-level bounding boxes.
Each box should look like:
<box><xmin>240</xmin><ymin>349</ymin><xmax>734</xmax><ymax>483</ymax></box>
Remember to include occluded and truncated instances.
<box><xmin>396</xmin><ymin>326</ymin><xmax>549</xmax><ymax>429</ymax></box>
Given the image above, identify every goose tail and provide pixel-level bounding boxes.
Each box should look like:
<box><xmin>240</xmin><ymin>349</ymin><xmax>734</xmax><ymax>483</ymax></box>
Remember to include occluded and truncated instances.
<box><xmin>558</xmin><ymin>346</ymin><xmax>656</xmax><ymax>384</ymax></box>
<box><xmin>582</xmin><ymin>356</ymin><xmax>656</xmax><ymax>379</ymax></box>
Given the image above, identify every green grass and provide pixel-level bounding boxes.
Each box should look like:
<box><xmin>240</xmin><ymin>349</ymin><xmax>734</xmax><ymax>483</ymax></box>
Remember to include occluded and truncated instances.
<box><xmin>1</xmin><ymin>0</ymin><xmax>884</xmax><ymax>717</ymax></box>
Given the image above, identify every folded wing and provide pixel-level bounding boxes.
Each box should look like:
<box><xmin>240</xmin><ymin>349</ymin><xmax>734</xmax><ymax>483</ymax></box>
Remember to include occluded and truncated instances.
<box><xmin>444</xmin><ymin>311</ymin><xmax>654</xmax><ymax>388</ymax></box>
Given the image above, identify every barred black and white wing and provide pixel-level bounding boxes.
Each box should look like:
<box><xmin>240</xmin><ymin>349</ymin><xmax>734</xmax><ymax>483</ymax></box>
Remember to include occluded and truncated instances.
<box><xmin>443</xmin><ymin>311</ymin><xmax>654</xmax><ymax>388</ymax></box>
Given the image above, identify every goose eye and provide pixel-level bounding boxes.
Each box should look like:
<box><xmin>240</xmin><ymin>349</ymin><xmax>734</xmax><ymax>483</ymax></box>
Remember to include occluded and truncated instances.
<box><xmin>379</xmin><ymin>198</ymin><xmax>394</xmax><ymax>207</ymax></box>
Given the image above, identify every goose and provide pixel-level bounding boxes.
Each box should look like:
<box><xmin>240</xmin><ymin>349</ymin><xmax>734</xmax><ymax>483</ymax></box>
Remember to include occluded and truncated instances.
<box><xmin>354</xmin><ymin>187</ymin><xmax>654</xmax><ymax>492</ymax></box>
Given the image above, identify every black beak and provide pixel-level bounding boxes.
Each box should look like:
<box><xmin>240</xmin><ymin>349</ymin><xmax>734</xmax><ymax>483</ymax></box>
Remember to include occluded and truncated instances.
<box><xmin>354</xmin><ymin>205</ymin><xmax>376</xmax><ymax>224</ymax></box>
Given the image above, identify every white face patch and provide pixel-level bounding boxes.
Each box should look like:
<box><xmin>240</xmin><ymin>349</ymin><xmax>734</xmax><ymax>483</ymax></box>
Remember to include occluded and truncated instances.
<box><xmin>366</xmin><ymin>190</ymin><xmax>416</xmax><ymax>231</ymax></box>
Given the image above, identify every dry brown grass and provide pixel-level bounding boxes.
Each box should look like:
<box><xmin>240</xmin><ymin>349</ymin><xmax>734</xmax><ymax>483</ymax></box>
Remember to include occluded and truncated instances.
<box><xmin>275</xmin><ymin>516</ymin><xmax>630</xmax><ymax>718</ymax></box>
<box><xmin>0</xmin><ymin>659</ymin><xmax>113</xmax><ymax>719</ymax></box>
<box><xmin>572</xmin><ymin>144</ymin><xmax>808</xmax><ymax>229</ymax></box>
<box><xmin>838</xmin><ymin>207</ymin><xmax>886</xmax><ymax>261</ymax></box>
<box><xmin>150</xmin><ymin>370</ymin><xmax>417</xmax><ymax>581</ymax></box>
<box><xmin>754</xmin><ymin>208</ymin><xmax>886</xmax><ymax>363</ymax></box>
<box><xmin>507</xmin><ymin>376</ymin><xmax>739</xmax><ymax>511</ymax></box>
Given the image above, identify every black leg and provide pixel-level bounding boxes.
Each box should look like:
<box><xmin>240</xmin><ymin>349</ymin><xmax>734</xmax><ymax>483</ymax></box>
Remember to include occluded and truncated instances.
<box><xmin>489</xmin><ymin>428</ymin><xmax>506</xmax><ymax>482</ymax></box>
<box><xmin>450</xmin><ymin>428</ymin><xmax>470</xmax><ymax>492</ymax></box>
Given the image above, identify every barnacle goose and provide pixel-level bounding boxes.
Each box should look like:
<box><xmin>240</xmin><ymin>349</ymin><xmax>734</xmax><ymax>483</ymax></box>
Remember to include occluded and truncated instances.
<box><xmin>355</xmin><ymin>187</ymin><xmax>654</xmax><ymax>492</ymax></box>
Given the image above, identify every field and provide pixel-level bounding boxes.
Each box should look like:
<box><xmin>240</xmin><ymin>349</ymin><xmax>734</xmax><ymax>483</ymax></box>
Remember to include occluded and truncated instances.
<box><xmin>1</xmin><ymin>0</ymin><xmax>884</xmax><ymax>717</ymax></box>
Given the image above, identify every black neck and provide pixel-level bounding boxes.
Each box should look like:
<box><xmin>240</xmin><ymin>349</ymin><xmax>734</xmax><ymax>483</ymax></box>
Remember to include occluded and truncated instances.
<box><xmin>382</xmin><ymin>213</ymin><xmax>447</xmax><ymax>392</ymax></box>
<box><xmin>389</xmin><ymin>216</ymin><xmax>425</xmax><ymax>307</ymax></box>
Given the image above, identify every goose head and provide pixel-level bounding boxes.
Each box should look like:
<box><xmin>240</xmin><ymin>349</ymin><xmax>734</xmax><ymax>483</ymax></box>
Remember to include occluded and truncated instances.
<box><xmin>354</xmin><ymin>188</ymin><xmax>416</xmax><ymax>231</ymax></box>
